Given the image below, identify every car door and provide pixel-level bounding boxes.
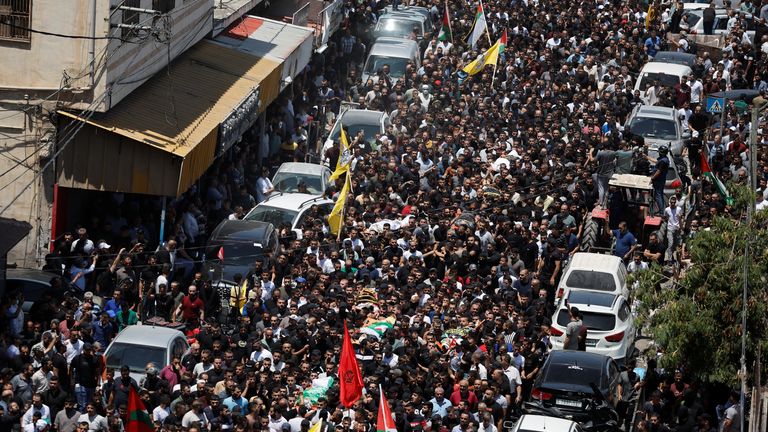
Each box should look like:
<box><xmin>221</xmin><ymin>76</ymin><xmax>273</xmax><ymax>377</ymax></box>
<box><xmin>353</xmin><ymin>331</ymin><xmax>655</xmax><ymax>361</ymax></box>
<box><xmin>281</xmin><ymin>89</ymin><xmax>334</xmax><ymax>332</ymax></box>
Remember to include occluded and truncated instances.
<box><xmin>607</xmin><ymin>360</ymin><xmax>621</xmax><ymax>406</ymax></box>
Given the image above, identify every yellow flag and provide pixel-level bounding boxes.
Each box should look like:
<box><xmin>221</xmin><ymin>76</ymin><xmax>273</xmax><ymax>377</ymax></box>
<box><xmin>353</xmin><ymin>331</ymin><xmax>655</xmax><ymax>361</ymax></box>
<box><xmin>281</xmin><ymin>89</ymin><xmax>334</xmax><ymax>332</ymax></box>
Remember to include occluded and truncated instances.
<box><xmin>308</xmin><ymin>420</ymin><xmax>323</xmax><ymax>432</ymax></box>
<box><xmin>462</xmin><ymin>37</ymin><xmax>501</xmax><ymax>76</ymax></box>
<box><xmin>329</xmin><ymin>126</ymin><xmax>352</xmax><ymax>182</ymax></box>
<box><xmin>645</xmin><ymin>4</ymin><xmax>655</xmax><ymax>29</ymax></box>
<box><xmin>328</xmin><ymin>174</ymin><xmax>350</xmax><ymax>236</ymax></box>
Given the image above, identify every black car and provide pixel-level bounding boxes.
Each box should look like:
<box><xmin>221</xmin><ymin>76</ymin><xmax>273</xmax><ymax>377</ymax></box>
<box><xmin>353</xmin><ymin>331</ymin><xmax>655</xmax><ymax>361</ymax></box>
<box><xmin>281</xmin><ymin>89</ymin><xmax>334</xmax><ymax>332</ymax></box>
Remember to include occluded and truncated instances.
<box><xmin>529</xmin><ymin>351</ymin><xmax>620</xmax><ymax>421</ymax></box>
<box><xmin>203</xmin><ymin>219</ymin><xmax>278</xmax><ymax>286</ymax></box>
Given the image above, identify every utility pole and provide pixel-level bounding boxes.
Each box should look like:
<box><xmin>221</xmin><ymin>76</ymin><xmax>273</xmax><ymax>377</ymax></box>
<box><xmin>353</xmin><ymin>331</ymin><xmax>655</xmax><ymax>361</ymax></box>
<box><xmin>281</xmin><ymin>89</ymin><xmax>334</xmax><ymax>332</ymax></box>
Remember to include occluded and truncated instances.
<box><xmin>743</xmin><ymin>94</ymin><xmax>767</xmax><ymax>432</ymax></box>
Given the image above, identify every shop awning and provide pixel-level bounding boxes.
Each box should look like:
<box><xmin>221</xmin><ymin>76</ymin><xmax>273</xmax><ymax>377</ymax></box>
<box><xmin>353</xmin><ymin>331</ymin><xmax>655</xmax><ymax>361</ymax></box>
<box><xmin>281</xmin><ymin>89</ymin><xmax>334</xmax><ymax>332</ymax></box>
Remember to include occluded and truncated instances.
<box><xmin>215</xmin><ymin>16</ymin><xmax>314</xmax><ymax>90</ymax></box>
<box><xmin>56</xmin><ymin>39</ymin><xmax>283</xmax><ymax>197</ymax></box>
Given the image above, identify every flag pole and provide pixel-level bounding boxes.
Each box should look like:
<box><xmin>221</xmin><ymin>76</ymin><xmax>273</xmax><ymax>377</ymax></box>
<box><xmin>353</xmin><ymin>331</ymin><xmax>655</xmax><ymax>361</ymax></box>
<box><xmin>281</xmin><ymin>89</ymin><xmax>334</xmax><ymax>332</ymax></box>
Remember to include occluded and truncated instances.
<box><xmin>480</xmin><ymin>0</ymin><xmax>492</xmax><ymax>45</ymax></box>
<box><xmin>446</xmin><ymin>0</ymin><xmax>454</xmax><ymax>44</ymax></box>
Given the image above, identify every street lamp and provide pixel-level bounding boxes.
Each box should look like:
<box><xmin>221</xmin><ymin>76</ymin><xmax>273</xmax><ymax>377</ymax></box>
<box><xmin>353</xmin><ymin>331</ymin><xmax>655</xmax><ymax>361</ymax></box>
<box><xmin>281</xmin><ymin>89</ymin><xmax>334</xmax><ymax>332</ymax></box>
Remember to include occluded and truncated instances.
<box><xmin>742</xmin><ymin>94</ymin><xmax>767</xmax><ymax>432</ymax></box>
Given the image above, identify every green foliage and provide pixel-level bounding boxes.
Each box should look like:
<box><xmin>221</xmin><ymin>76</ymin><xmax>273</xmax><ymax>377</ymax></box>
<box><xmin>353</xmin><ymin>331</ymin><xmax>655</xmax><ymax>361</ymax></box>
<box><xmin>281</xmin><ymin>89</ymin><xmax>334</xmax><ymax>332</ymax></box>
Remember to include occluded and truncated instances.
<box><xmin>631</xmin><ymin>185</ymin><xmax>768</xmax><ymax>385</ymax></box>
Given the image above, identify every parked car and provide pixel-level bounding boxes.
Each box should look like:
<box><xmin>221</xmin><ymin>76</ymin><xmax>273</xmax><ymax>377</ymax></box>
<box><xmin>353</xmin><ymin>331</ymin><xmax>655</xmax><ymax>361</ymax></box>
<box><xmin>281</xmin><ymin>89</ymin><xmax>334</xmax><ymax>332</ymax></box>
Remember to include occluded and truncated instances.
<box><xmin>556</xmin><ymin>253</ymin><xmax>629</xmax><ymax>300</ymax></box>
<box><xmin>381</xmin><ymin>5</ymin><xmax>435</xmax><ymax>34</ymax></box>
<box><xmin>105</xmin><ymin>325</ymin><xmax>189</xmax><ymax>383</ymax></box>
<box><xmin>651</xmin><ymin>51</ymin><xmax>696</xmax><ymax>68</ymax></box>
<box><xmin>549</xmin><ymin>290</ymin><xmax>637</xmax><ymax>362</ymax></box>
<box><xmin>271</xmin><ymin>162</ymin><xmax>332</xmax><ymax>196</ymax></box>
<box><xmin>681</xmin><ymin>7</ymin><xmax>755</xmax><ymax>39</ymax></box>
<box><xmin>203</xmin><ymin>220</ymin><xmax>278</xmax><ymax>285</ymax></box>
<box><xmin>323</xmin><ymin>109</ymin><xmax>391</xmax><ymax>162</ymax></box>
<box><xmin>510</xmin><ymin>415</ymin><xmax>584</xmax><ymax>432</ymax></box>
<box><xmin>5</xmin><ymin>268</ymin><xmax>101</xmax><ymax>315</ymax></box>
<box><xmin>245</xmin><ymin>193</ymin><xmax>334</xmax><ymax>240</ymax></box>
<box><xmin>634</xmin><ymin>62</ymin><xmax>693</xmax><ymax>106</ymax></box>
<box><xmin>625</xmin><ymin>104</ymin><xmax>690</xmax><ymax>156</ymax></box>
<box><xmin>373</xmin><ymin>12</ymin><xmax>428</xmax><ymax>40</ymax></box>
<box><xmin>530</xmin><ymin>351</ymin><xmax>621</xmax><ymax>422</ymax></box>
<box><xmin>362</xmin><ymin>37</ymin><xmax>420</xmax><ymax>85</ymax></box>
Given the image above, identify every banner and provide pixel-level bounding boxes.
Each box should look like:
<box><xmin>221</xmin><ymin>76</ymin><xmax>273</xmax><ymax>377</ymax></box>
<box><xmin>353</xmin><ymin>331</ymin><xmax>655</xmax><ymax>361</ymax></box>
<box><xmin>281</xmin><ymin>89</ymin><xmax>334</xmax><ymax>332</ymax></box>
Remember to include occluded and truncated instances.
<box><xmin>320</xmin><ymin>0</ymin><xmax>343</xmax><ymax>48</ymax></box>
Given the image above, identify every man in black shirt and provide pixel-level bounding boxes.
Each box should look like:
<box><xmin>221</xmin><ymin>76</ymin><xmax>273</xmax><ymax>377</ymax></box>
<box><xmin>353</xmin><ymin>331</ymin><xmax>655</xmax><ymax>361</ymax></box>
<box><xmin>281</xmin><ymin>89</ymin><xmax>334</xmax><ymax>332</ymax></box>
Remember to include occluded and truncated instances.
<box><xmin>109</xmin><ymin>365</ymin><xmax>138</xmax><ymax>409</ymax></box>
<box><xmin>69</xmin><ymin>343</ymin><xmax>101</xmax><ymax>411</ymax></box>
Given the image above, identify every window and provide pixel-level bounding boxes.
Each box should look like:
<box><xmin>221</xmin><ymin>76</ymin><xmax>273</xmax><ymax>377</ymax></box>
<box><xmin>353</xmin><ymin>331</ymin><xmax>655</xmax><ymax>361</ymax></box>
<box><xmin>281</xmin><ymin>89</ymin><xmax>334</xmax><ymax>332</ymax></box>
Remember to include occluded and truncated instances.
<box><xmin>122</xmin><ymin>0</ymin><xmax>140</xmax><ymax>39</ymax></box>
<box><xmin>0</xmin><ymin>0</ymin><xmax>32</xmax><ymax>42</ymax></box>
<box><xmin>153</xmin><ymin>0</ymin><xmax>175</xmax><ymax>13</ymax></box>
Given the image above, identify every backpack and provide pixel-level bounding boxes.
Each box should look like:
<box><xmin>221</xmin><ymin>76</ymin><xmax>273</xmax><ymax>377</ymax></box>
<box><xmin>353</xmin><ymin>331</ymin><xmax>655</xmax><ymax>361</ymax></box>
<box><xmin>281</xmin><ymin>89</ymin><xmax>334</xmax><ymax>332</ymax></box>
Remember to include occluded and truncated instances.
<box><xmin>577</xmin><ymin>324</ymin><xmax>588</xmax><ymax>351</ymax></box>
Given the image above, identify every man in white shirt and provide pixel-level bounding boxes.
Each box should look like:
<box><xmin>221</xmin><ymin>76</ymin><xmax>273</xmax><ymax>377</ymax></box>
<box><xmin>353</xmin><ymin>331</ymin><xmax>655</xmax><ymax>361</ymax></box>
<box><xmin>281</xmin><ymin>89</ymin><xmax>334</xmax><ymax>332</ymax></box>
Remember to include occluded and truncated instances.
<box><xmin>21</xmin><ymin>395</ymin><xmax>51</xmax><ymax>428</ymax></box>
<box><xmin>688</xmin><ymin>76</ymin><xmax>703</xmax><ymax>106</ymax></box>
<box><xmin>664</xmin><ymin>196</ymin><xmax>682</xmax><ymax>263</ymax></box>
<box><xmin>255</xmin><ymin>168</ymin><xmax>274</xmax><ymax>203</ymax></box>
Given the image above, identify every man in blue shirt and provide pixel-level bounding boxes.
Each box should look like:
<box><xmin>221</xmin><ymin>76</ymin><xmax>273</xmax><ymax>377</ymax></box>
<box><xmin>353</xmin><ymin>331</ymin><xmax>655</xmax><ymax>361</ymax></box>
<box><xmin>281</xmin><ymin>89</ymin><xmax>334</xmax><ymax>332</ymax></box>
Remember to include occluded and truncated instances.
<box><xmin>644</xmin><ymin>29</ymin><xmax>662</xmax><ymax>58</ymax></box>
<box><xmin>609</xmin><ymin>220</ymin><xmax>637</xmax><ymax>262</ymax></box>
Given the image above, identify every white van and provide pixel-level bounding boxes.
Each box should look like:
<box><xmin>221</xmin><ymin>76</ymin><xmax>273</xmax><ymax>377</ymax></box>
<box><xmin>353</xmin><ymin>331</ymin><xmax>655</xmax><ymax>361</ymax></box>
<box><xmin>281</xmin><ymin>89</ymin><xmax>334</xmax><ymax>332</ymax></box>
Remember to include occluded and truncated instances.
<box><xmin>634</xmin><ymin>62</ymin><xmax>693</xmax><ymax>103</ymax></box>
<box><xmin>556</xmin><ymin>252</ymin><xmax>629</xmax><ymax>300</ymax></box>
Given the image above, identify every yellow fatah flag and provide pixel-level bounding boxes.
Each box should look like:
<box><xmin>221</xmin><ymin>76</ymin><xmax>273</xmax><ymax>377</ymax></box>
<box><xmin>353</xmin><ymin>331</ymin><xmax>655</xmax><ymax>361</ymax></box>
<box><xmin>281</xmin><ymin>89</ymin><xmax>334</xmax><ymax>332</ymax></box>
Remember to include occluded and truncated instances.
<box><xmin>462</xmin><ymin>37</ymin><xmax>501</xmax><ymax>76</ymax></box>
<box><xmin>329</xmin><ymin>126</ymin><xmax>352</xmax><ymax>182</ymax></box>
<box><xmin>308</xmin><ymin>420</ymin><xmax>323</xmax><ymax>432</ymax></box>
<box><xmin>328</xmin><ymin>174</ymin><xmax>351</xmax><ymax>236</ymax></box>
<box><xmin>645</xmin><ymin>4</ymin><xmax>656</xmax><ymax>29</ymax></box>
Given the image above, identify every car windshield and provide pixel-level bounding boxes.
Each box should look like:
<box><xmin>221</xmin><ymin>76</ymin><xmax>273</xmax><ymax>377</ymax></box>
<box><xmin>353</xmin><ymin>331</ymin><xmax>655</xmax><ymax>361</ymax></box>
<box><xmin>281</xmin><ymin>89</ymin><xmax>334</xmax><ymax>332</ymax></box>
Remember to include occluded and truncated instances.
<box><xmin>543</xmin><ymin>363</ymin><xmax>603</xmax><ymax>389</ymax></box>
<box><xmin>207</xmin><ymin>242</ymin><xmax>264</xmax><ymax>266</ymax></box>
<box><xmin>272</xmin><ymin>173</ymin><xmax>324</xmax><ymax>194</ymax></box>
<box><xmin>628</xmin><ymin>117</ymin><xmax>678</xmax><ymax>140</ymax></box>
<box><xmin>329</xmin><ymin>122</ymin><xmax>381</xmax><ymax>145</ymax></box>
<box><xmin>377</xmin><ymin>18</ymin><xmax>421</xmax><ymax>37</ymax></box>
<box><xmin>364</xmin><ymin>55</ymin><xmax>411</xmax><ymax>78</ymax></box>
<box><xmin>565</xmin><ymin>270</ymin><xmax>616</xmax><ymax>292</ymax></box>
<box><xmin>681</xmin><ymin>11</ymin><xmax>702</xmax><ymax>27</ymax></box>
<box><xmin>106</xmin><ymin>343</ymin><xmax>165</xmax><ymax>373</ymax></box>
<box><xmin>246</xmin><ymin>206</ymin><xmax>299</xmax><ymax>227</ymax></box>
<box><xmin>557</xmin><ymin>310</ymin><xmax>617</xmax><ymax>331</ymax></box>
<box><xmin>637</xmin><ymin>72</ymin><xmax>682</xmax><ymax>92</ymax></box>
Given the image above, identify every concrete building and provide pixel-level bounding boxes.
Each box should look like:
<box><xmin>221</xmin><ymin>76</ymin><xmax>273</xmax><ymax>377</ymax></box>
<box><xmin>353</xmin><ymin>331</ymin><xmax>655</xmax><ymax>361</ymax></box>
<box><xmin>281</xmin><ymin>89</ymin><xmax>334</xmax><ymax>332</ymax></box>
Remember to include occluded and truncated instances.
<box><xmin>0</xmin><ymin>0</ymin><xmax>270</xmax><ymax>267</ymax></box>
<box><xmin>0</xmin><ymin>0</ymin><xmax>313</xmax><ymax>267</ymax></box>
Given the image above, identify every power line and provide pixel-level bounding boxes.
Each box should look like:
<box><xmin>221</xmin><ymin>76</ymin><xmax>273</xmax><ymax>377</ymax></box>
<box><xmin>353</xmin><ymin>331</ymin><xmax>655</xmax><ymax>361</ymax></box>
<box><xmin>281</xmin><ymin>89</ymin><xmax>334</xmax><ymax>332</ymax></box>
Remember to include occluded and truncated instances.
<box><xmin>0</xmin><ymin>16</ymin><xmax>132</xmax><ymax>41</ymax></box>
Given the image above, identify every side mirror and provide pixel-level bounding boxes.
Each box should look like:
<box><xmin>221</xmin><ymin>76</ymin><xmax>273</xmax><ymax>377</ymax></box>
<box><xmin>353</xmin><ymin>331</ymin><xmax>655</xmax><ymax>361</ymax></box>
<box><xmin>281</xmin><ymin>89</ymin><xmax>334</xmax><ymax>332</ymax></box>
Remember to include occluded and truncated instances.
<box><xmin>682</xmin><ymin>132</ymin><xmax>691</xmax><ymax>140</ymax></box>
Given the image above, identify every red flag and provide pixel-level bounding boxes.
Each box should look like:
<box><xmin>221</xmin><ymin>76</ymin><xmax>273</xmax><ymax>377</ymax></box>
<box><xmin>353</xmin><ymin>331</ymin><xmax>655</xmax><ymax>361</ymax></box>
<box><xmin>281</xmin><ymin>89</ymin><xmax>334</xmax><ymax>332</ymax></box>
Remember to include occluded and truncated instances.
<box><xmin>376</xmin><ymin>385</ymin><xmax>398</xmax><ymax>432</ymax></box>
<box><xmin>339</xmin><ymin>320</ymin><xmax>363</xmax><ymax>408</ymax></box>
<box><xmin>217</xmin><ymin>246</ymin><xmax>224</xmax><ymax>260</ymax></box>
<box><xmin>126</xmin><ymin>386</ymin><xmax>153</xmax><ymax>432</ymax></box>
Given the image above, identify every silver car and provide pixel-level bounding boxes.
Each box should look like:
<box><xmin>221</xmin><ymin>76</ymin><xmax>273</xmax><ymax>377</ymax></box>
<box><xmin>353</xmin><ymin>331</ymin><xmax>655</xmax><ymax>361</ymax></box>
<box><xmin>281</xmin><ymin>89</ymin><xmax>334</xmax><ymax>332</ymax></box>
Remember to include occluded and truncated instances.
<box><xmin>625</xmin><ymin>104</ymin><xmax>689</xmax><ymax>156</ymax></box>
<box><xmin>271</xmin><ymin>162</ymin><xmax>332</xmax><ymax>195</ymax></box>
<box><xmin>362</xmin><ymin>37</ymin><xmax>420</xmax><ymax>85</ymax></box>
<box><xmin>105</xmin><ymin>325</ymin><xmax>189</xmax><ymax>382</ymax></box>
<box><xmin>374</xmin><ymin>12</ymin><xmax>428</xmax><ymax>40</ymax></box>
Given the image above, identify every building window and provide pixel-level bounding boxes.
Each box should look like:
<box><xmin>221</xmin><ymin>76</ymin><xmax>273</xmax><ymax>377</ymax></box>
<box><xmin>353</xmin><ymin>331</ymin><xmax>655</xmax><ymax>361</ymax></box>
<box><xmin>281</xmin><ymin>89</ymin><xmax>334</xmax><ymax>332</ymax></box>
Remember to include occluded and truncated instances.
<box><xmin>153</xmin><ymin>0</ymin><xmax>175</xmax><ymax>14</ymax></box>
<box><xmin>0</xmin><ymin>0</ymin><xmax>32</xmax><ymax>43</ymax></box>
<box><xmin>122</xmin><ymin>0</ymin><xmax>140</xmax><ymax>39</ymax></box>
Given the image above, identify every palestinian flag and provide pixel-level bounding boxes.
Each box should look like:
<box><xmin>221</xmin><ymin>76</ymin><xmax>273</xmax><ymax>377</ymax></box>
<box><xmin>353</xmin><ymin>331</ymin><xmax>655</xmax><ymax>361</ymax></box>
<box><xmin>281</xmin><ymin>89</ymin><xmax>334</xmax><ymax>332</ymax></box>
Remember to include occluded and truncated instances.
<box><xmin>126</xmin><ymin>386</ymin><xmax>153</xmax><ymax>432</ymax></box>
<box><xmin>377</xmin><ymin>385</ymin><xmax>398</xmax><ymax>432</ymax></box>
<box><xmin>360</xmin><ymin>316</ymin><xmax>395</xmax><ymax>339</ymax></box>
<box><xmin>438</xmin><ymin>6</ymin><xmax>451</xmax><ymax>42</ymax></box>
<box><xmin>701</xmin><ymin>153</ymin><xmax>733</xmax><ymax>205</ymax></box>
<box><xmin>499</xmin><ymin>29</ymin><xmax>507</xmax><ymax>63</ymax></box>
<box><xmin>467</xmin><ymin>2</ymin><xmax>487</xmax><ymax>49</ymax></box>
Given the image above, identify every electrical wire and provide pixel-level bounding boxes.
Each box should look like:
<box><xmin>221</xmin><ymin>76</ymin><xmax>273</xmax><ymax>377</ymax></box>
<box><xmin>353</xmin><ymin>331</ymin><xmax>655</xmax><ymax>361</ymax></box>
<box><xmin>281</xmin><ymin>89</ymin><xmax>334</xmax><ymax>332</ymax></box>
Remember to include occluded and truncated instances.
<box><xmin>0</xmin><ymin>16</ymin><xmax>138</xmax><ymax>41</ymax></box>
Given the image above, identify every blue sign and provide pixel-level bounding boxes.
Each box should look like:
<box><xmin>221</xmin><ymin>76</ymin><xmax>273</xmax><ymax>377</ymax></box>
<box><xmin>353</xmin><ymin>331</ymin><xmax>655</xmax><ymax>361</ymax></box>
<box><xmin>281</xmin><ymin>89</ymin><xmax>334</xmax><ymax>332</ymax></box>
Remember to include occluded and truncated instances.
<box><xmin>706</xmin><ymin>96</ymin><xmax>724</xmax><ymax>113</ymax></box>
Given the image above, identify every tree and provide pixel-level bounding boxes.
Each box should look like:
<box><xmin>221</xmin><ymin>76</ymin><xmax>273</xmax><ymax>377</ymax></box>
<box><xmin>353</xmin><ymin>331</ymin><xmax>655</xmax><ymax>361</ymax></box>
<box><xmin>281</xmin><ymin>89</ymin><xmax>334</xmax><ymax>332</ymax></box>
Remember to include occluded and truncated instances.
<box><xmin>632</xmin><ymin>184</ymin><xmax>768</xmax><ymax>385</ymax></box>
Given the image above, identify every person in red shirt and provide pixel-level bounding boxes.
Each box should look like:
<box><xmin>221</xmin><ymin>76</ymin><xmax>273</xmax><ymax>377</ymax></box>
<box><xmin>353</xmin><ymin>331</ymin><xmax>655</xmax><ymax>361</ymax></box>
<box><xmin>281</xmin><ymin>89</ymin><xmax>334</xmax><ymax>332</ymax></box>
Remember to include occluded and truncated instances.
<box><xmin>174</xmin><ymin>285</ymin><xmax>205</xmax><ymax>327</ymax></box>
<box><xmin>449</xmin><ymin>379</ymin><xmax>479</xmax><ymax>412</ymax></box>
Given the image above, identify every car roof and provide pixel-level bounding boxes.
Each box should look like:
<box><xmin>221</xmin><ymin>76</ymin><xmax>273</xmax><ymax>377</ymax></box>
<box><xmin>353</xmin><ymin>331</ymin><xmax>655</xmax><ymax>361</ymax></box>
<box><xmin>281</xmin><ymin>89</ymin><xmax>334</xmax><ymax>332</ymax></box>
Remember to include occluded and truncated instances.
<box><xmin>372</xmin><ymin>37</ymin><xmax>419</xmax><ymax>49</ymax></box>
<box><xmin>339</xmin><ymin>109</ymin><xmax>386</xmax><ymax>124</ymax></box>
<box><xmin>639</xmin><ymin>62</ymin><xmax>692</xmax><ymax>76</ymax></box>
<box><xmin>632</xmin><ymin>104</ymin><xmax>678</xmax><ymax>119</ymax></box>
<box><xmin>111</xmin><ymin>325</ymin><xmax>185</xmax><ymax>348</ymax></box>
<box><xmin>566</xmin><ymin>290</ymin><xmax>619</xmax><ymax>309</ymax></box>
<box><xmin>6</xmin><ymin>268</ymin><xmax>61</xmax><ymax>284</ymax></box>
<box><xmin>652</xmin><ymin>51</ymin><xmax>696</xmax><ymax>66</ymax></box>
<box><xmin>369</xmin><ymin>40</ymin><xmax>419</xmax><ymax>58</ymax></box>
<box><xmin>516</xmin><ymin>415</ymin><xmax>579</xmax><ymax>431</ymax></box>
<box><xmin>379</xmin><ymin>12</ymin><xmax>427</xmax><ymax>23</ymax></box>
<box><xmin>275</xmin><ymin>162</ymin><xmax>327</xmax><ymax>176</ymax></box>
<box><xmin>547</xmin><ymin>350</ymin><xmax>610</xmax><ymax>369</ymax></box>
<box><xmin>260</xmin><ymin>193</ymin><xmax>332</xmax><ymax>210</ymax></box>
<box><xmin>567</xmin><ymin>253</ymin><xmax>624</xmax><ymax>273</ymax></box>
<box><xmin>208</xmin><ymin>220</ymin><xmax>274</xmax><ymax>242</ymax></box>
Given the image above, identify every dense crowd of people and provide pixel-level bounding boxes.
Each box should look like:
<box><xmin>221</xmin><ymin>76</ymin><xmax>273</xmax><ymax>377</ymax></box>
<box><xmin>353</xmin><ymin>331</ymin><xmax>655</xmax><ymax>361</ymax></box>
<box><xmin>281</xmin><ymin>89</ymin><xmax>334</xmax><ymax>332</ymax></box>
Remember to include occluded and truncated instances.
<box><xmin>3</xmin><ymin>0</ymin><xmax>768</xmax><ymax>431</ymax></box>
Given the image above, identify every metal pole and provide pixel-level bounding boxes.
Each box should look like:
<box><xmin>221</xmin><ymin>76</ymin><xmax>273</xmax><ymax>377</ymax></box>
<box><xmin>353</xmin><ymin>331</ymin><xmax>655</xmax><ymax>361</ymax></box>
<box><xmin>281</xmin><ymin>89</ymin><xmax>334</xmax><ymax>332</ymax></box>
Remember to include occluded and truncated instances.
<box><xmin>159</xmin><ymin>196</ymin><xmax>167</xmax><ymax>246</ymax></box>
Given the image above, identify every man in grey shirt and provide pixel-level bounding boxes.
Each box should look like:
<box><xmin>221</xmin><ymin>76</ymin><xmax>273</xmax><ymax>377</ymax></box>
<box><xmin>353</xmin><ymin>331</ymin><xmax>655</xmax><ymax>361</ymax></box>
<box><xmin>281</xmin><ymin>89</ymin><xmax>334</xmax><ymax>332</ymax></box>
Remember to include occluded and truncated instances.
<box><xmin>563</xmin><ymin>307</ymin><xmax>583</xmax><ymax>350</ymax></box>
<box><xmin>588</xmin><ymin>142</ymin><xmax>616</xmax><ymax>207</ymax></box>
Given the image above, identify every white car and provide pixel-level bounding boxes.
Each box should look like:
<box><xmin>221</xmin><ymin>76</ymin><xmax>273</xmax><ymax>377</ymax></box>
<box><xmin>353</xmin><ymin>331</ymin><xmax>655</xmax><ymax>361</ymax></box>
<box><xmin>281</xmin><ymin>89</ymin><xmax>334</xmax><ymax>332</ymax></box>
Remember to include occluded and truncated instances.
<box><xmin>549</xmin><ymin>290</ymin><xmax>637</xmax><ymax>363</ymax></box>
<box><xmin>271</xmin><ymin>162</ymin><xmax>332</xmax><ymax>196</ymax></box>
<box><xmin>556</xmin><ymin>252</ymin><xmax>629</xmax><ymax>300</ymax></box>
<box><xmin>322</xmin><ymin>109</ymin><xmax>391</xmax><ymax>163</ymax></box>
<box><xmin>510</xmin><ymin>415</ymin><xmax>584</xmax><ymax>432</ymax></box>
<box><xmin>244</xmin><ymin>193</ymin><xmax>333</xmax><ymax>240</ymax></box>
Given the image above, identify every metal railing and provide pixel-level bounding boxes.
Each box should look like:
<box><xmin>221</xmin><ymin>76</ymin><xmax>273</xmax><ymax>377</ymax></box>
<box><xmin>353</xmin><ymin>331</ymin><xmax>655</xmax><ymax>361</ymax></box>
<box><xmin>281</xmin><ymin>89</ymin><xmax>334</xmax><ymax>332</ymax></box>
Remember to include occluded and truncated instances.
<box><xmin>0</xmin><ymin>0</ymin><xmax>32</xmax><ymax>42</ymax></box>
